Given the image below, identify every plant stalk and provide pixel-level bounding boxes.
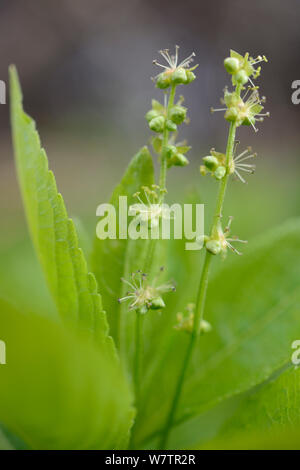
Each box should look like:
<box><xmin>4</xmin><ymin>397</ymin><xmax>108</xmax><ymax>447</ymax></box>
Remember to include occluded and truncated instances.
<box><xmin>159</xmin><ymin>85</ymin><xmax>241</xmax><ymax>449</ymax></box>
<box><xmin>159</xmin><ymin>84</ymin><xmax>176</xmax><ymax>194</ymax></box>
<box><xmin>133</xmin><ymin>83</ymin><xmax>177</xmax><ymax>426</ymax></box>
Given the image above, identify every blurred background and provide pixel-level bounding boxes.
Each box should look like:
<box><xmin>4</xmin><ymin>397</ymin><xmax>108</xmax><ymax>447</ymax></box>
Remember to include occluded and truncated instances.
<box><xmin>0</xmin><ymin>0</ymin><xmax>299</xmax><ymax>253</ymax></box>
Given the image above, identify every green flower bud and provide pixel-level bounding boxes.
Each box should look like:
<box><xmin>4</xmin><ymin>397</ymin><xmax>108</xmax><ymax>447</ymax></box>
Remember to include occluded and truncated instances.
<box><xmin>169</xmin><ymin>105</ymin><xmax>187</xmax><ymax>124</ymax></box>
<box><xmin>234</xmin><ymin>69</ymin><xmax>249</xmax><ymax>85</ymax></box>
<box><xmin>145</xmin><ymin>109</ymin><xmax>160</xmax><ymax>122</ymax></box>
<box><xmin>150</xmin><ymin>297</ymin><xmax>166</xmax><ymax>310</ymax></box>
<box><xmin>199</xmin><ymin>319</ymin><xmax>212</xmax><ymax>334</ymax></box>
<box><xmin>214</xmin><ymin>166</ymin><xmax>226</xmax><ymax>180</ymax></box>
<box><xmin>206</xmin><ymin>239</ymin><xmax>222</xmax><ymax>255</ymax></box>
<box><xmin>166</xmin><ymin>119</ymin><xmax>177</xmax><ymax>132</ymax></box>
<box><xmin>185</xmin><ymin>70</ymin><xmax>196</xmax><ymax>84</ymax></box>
<box><xmin>156</xmin><ymin>73</ymin><xmax>171</xmax><ymax>89</ymax></box>
<box><xmin>172</xmin><ymin>153</ymin><xmax>189</xmax><ymax>167</ymax></box>
<box><xmin>224</xmin><ymin>57</ymin><xmax>239</xmax><ymax>74</ymax></box>
<box><xmin>165</xmin><ymin>145</ymin><xmax>178</xmax><ymax>159</ymax></box>
<box><xmin>203</xmin><ymin>155</ymin><xmax>219</xmax><ymax>171</ymax></box>
<box><xmin>225</xmin><ymin>107</ymin><xmax>238</xmax><ymax>122</ymax></box>
<box><xmin>171</xmin><ymin>68</ymin><xmax>187</xmax><ymax>85</ymax></box>
<box><xmin>149</xmin><ymin>116</ymin><xmax>165</xmax><ymax>133</ymax></box>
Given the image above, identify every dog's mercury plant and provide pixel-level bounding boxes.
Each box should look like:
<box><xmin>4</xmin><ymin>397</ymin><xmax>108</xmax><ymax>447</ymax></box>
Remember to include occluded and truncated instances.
<box><xmin>14</xmin><ymin>47</ymin><xmax>300</xmax><ymax>453</ymax></box>
<box><xmin>159</xmin><ymin>49</ymin><xmax>269</xmax><ymax>448</ymax></box>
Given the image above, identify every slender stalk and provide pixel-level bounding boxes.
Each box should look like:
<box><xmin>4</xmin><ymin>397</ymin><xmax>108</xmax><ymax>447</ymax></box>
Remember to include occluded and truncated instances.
<box><xmin>159</xmin><ymin>84</ymin><xmax>176</xmax><ymax>194</ymax></box>
<box><xmin>132</xmin><ymin>83</ymin><xmax>177</xmax><ymax>426</ymax></box>
<box><xmin>158</xmin><ymin>251</ymin><xmax>212</xmax><ymax>449</ymax></box>
<box><xmin>159</xmin><ymin>86</ymin><xmax>241</xmax><ymax>449</ymax></box>
<box><xmin>134</xmin><ymin>311</ymin><xmax>143</xmax><ymax>408</ymax></box>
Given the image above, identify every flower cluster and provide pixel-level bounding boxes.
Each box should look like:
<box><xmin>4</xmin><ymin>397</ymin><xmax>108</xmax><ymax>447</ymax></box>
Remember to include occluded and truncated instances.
<box><xmin>212</xmin><ymin>86</ymin><xmax>269</xmax><ymax>133</ymax></box>
<box><xmin>145</xmin><ymin>97</ymin><xmax>187</xmax><ymax>134</ymax></box>
<box><xmin>118</xmin><ymin>269</ymin><xmax>175</xmax><ymax>315</ymax></box>
<box><xmin>204</xmin><ymin>216</ymin><xmax>247</xmax><ymax>257</ymax></box>
<box><xmin>224</xmin><ymin>50</ymin><xmax>268</xmax><ymax>86</ymax></box>
<box><xmin>143</xmin><ymin>47</ymin><xmax>198</xmax><ymax>170</ymax></box>
<box><xmin>153</xmin><ymin>45</ymin><xmax>197</xmax><ymax>89</ymax></box>
<box><xmin>129</xmin><ymin>185</ymin><xmax>170</xmax><ymax>228</ymax></box>
<box><xmin>174</xmin><ymin>303</ymin><xmax>211</xmax><ymax>334</ymax></box>
<box><xmin>200</xmin><ymin>144</ymin><xmax>257</xmax><ymax>183</ymax></box>
<box><xmin>151</xmin><ymin>131</ymin><xmax>191</xmax><ymax>168</ymax></box>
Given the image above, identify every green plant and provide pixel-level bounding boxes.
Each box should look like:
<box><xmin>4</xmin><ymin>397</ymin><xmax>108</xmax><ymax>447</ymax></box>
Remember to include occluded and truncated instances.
<box><xmin>1</xmin><ymin>48</ymin><xmax>300</xmax><ymax>450</ymax></box>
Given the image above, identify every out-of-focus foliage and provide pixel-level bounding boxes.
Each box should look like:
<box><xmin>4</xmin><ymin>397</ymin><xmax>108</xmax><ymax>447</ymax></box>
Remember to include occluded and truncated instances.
<box><xmin>0</xmin><ymin>298</ymin><xmax>134</xmax><ymax>450</ymax></box>
<box><xmin>132</xmin><ymin>219</ymin><xmax>300</xmax><ymax>448</ymax></box>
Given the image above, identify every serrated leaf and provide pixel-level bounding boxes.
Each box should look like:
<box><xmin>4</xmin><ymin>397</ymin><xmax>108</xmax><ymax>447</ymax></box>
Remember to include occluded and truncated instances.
<box><xmin>134</xmin><ymin>218</ymin><xmax>300</xmax><ymax>447</ymax></box>
<box><xmin>9</xmin><ymin>65</ymin><xmax>110</xmax><ymax>344</ymax></box>
<box><xmin>92</xmin><ymin>146</ymin><xmax>154</xmax><ymax>355</ymax></box>
<box><xmin>0</xmin><ymin>298</ymin><xmax>134</xmax><ymax>450</ymax></box>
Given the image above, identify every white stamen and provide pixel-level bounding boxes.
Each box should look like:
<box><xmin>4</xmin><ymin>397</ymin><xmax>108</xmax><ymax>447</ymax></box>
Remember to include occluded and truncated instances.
<box><xmin>234</xmin><ymin>169</ymin><xmax>246</xmax><ymax>183</ymax></box>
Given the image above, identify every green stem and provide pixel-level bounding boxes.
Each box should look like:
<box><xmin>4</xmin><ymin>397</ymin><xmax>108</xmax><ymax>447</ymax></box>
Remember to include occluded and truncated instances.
<box><xmin>159</xmin><ymin>86</ymin><xmax>241</xmax><ymax>449</ymax></box>
<box><xmin>158</xmin><ymin>251</ymin><xmax>212</xmax><ymax>449</ymax></box>
<box><xmin>133</xmin><ymin>83</ymin><xmax>177</xmax><ymax>388</ymax></box>
<box><xmin>159</xmin><ymin>84</ymin><xmax>176</xmax><ymax>195</ymax></box>
<box><xmin>132</xmin><ymin>85</ymin><xmax>177</xmax><ymax>446</ymax></box>
<box><xmin>134</xmin><ymin>311</ymin><xmax>143</xmax><ymax>408</ymax></box>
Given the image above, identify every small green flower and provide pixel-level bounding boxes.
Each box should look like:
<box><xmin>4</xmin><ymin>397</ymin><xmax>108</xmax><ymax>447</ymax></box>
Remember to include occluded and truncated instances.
<box><xmin>169</xmin><ymin>105</ymin><xmax>187</xmax><ymax>124</ymax></box>
<box><xmin>165</xmin><ymin>140</ymin><xmax>191</xmax><ymax>168</ymax></box>
<box><xmin>149</xmin><ymin>115</ymin><xmax>165</xmax><ymax>133</ymax></box>
<box><xmin>212</xmin><ymin>86</ymin><xmax>269</xmax><ymax>132</ymax></box>
<box><xmin>166</xmin><ymin>119</ymin><xmax>177</xmax><ymax>132</ymax></box>
<box><xmin>205</xmin><ymin>217</ymin><xmax>247</xmax><ymax>257</ymax></box>
<box><xmin>118</xmin><ymin>269</ymin><xmax>175</xmax><ymax>314</ymax></box>
<box><xmin>129</xmin><ymin>185</ymin><xmax>169</xmax><ymax>228</ymax></box>
<box><xmin>200</xmin><ymin>144</ymin><xmax>257</xmax><ymax>183</ymax></box>
<box><xmin>153</xmin><ymin>45</ymin><xmax>198</xmax><ymax>89</ymax></box>
<box><xmin>174</xmin><ymin>303</ymin><xmax>212</xmax><ymax>334</ymax></box>
<box><xmin>200</xmin><ymin>148</ymin><xmax>227</xmax><ymax>180</ymax></box>
<box><xmin>224</xmin><ymin>50</ymin><xmax>268</xmax><ymax>86</ymax></box>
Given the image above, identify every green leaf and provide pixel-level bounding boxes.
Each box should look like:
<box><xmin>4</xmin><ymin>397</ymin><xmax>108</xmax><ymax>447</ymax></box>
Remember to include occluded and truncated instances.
<box><xmin>0</xmin><ymin>298</ymin><xmax>134</xmax><ymax>449</ymax></box>
<box><xmin>0</xmin><ymin>428</ymin><xmax>14</xmax><ymax>450</ymax></box>
<box><xmin>202</xmin><ymin>427</ymin><xmax>300</xmax><ymax>450</ymax></box>
<box><xmin>9</xmin><ymin>65</ymin><xmax>110</xmax><ymax>343</ymax></box>
<box><xmin>0</xmin><ymin>238</ymin><xmax>56</xmax><ymax>319</ymax></box>
<box><xmin>134</xmin><ymin>218</ymin><xmax>300</xmax><ymax>447</ymax></box>
<box><xmin>200</xmin><ymin>366</ymin><xmax>300</xmax><ymax>449</ymax></box>
<box><xmin>92</xmin><ymin>146</ymin><xmax>154</xmax><ymax>354</ymax></box>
